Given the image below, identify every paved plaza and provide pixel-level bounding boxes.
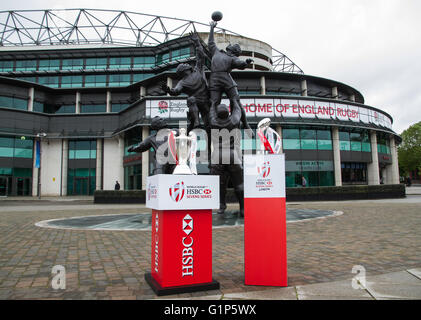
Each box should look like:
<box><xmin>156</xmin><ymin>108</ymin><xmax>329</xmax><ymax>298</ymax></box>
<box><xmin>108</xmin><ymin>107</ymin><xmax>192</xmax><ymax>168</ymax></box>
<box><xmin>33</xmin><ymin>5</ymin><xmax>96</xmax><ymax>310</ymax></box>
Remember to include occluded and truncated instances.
<box><xmin>0</xmin><ymin>188</ymin><xmax>420</xmax><ymax>300</ymax></box>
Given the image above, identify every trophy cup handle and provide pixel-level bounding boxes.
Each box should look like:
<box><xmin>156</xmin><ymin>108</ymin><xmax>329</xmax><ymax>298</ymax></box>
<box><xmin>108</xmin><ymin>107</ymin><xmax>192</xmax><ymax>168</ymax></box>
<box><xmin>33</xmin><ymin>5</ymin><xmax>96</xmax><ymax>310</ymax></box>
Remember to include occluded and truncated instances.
<box><xmin>189</xmin><ymin>131</ymin><xmax>198</xmax><ymax>175</ymax></box>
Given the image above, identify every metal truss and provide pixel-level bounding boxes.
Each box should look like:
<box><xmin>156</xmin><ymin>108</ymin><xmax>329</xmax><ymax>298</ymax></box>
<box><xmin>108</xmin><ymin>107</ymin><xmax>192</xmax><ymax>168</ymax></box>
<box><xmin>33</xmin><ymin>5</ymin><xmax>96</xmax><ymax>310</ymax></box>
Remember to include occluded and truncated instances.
<box><xmin>0</xmin><ymin>9</ymin><xmax>303</xmax><ymax>73</ymax></box>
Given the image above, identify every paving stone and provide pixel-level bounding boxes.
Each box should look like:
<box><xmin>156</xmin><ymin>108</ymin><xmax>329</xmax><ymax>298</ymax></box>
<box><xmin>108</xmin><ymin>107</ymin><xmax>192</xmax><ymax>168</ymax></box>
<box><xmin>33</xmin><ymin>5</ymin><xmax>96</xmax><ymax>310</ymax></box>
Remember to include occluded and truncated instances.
<box><xmin>0</xmin><ymin>200</ymin><xmax>420</xmax><ymax>299</ymax></box>
<box><xmin>407</xmin><ymin>268</ymin><xmax>421</xmax><ymax>280</ymax></box>
<box><xmin>296</xmin><ymin>280</ymin><xmax>372</xmax><ymax>299</ymax></box>
<box><xmin>223</xmin><ymin>287</ymin><xmax>297</xmax><ymax>300</ymax></box>
<box><xmin>365</xmin><ymin>283</ymin><xmax>421</xmax><ymax>299</ymax></box>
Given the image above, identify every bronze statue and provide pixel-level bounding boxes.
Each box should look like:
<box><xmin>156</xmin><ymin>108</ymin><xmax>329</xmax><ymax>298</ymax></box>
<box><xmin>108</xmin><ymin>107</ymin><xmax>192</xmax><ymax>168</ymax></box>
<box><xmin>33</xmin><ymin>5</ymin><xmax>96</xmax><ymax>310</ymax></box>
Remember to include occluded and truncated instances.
<box><xmin>208</xmin><ymin>20</ymin><xmax>253</xmax><ymax>133</ymax></box>
<box><xmin>127</xmin><ymin>116</ymin><xmax>176</xmax><ymax>175</ymax></box>
<box><xmin>161</xmin><ymin>32</ymin><xmax>210</xmax><ymax>133</ymax></box>
<box><xmin>209</xmin><ymin>101</ymin><xmax>244</xmax><ymax>216</ymax></box>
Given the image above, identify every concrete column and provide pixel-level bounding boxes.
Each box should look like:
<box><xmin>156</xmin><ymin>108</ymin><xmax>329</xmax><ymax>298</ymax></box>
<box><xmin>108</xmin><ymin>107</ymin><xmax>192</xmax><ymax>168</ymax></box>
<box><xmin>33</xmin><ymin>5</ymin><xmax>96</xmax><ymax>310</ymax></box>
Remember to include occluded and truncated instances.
<box><xmin>332</xmin><ymin>127</ymin><xmax>342</xmax><ymax>186</ymax></box>
<box><xmin>140</xmin><ymin>86</ymin><xmax>146</xmax><ymax>98</ymax></box>
<box><xmin>276</xmin><ymin>125</ymin><xmax>283</xmax><ymax>154</ymax></box>
<box><xmin>106</xmin><ymin>91</ymin><xmax>112</xmax><ymax>113</ymax></box>
<box><xmin>389</xmin><ymin>136</ymin><xmax>400</xmax><ymax>184</ymax></box>
<box><xmin>75</xmin><ymin>91</ymin><xmax>81</xmax><ymax>114</ymax></box>
<box><xmin>332</xmin><ymin>86</ymin><xmax>338</xmax><ymax>99</ymax></box>
<box><xmin>96</xmin><ymin>139</ymin><xmax>103</xmax><ymax>191</ymax></box>
<box><xmin>301</xmin><ymin>79</ymin><xmax>308</xmax><ymax>97</ymax></box>
<box><xmin>166</xmin><ymin>78</ymin><xmax>173</xmax><ymax>96</ymax></box>
<box><xmin>61</xmin><ymin>139</ymin><xmax>68</xmax><ymax>196</ymax></box>
<box><xmin>260</xmin><ymin>76</ymin><xmax>266</xmax><ymax>95</ymax></box>
<box><xmin>367</xmin><ymin>131</ymin><xmax>380</xmax><ymax>185</ymax></box>
<box><xmin>141</xmin><ymin>126</ymin><xmax>150</xmax><ymax>190</ymax></box>
<box><xmin>118</xmin><ymin>135</ymin><xmax>125</xmax><ymax>190</ymax></box>
<box><xmin>32</xmin><ymin>141</ymin><xmax>39</xmax><ymax>197</ymax></box>
<box><xmin>28</xmin><ymin>87</ymin><xmax>34</xmax><ymax>111</ymax></box>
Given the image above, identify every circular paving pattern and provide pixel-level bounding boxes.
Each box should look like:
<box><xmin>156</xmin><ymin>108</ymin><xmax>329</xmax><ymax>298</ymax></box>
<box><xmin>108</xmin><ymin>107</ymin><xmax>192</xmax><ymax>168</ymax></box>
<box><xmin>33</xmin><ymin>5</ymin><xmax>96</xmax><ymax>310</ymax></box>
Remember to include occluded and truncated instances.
<box><xmin>35</xmin><ymin>209</ymin><xmax>342</xmax><ymax>231</ymax></box>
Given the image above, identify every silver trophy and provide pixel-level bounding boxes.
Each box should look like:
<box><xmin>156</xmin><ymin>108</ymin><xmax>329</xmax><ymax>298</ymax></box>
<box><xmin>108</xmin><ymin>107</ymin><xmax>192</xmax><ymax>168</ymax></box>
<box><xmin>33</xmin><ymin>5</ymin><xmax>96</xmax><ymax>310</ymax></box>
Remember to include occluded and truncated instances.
<box><xmin>168</xmin><ymin>128</ymin><xmax>198</xmax><ymax>175</ymax></box>
<box><xmin>257</xmin><ymin>118</ymin><xmax>281</xmax><ymax>154</ymax></box>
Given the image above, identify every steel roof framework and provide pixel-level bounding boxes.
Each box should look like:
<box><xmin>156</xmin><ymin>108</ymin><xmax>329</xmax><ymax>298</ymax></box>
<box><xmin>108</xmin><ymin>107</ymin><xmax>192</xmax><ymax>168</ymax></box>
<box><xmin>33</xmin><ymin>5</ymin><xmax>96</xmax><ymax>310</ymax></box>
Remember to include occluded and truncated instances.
<box><xmin>0</xmin><ymin>8</ymin><xmax>303</xmax><ymax>74</ymax></box>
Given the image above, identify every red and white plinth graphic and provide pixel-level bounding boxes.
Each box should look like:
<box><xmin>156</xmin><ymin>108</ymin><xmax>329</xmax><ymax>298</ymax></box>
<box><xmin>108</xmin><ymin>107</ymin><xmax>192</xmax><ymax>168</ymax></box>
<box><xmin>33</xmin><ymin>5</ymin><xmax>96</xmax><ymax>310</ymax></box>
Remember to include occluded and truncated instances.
<box><xmin>243</xmin><ymin>154</ymin><xmax>287</xmax><ymax>286</ymax></box>
<box><xmin>145</xmin><ymin>174</ymin><xmax>220</xmax><ymax>295</ymax></box>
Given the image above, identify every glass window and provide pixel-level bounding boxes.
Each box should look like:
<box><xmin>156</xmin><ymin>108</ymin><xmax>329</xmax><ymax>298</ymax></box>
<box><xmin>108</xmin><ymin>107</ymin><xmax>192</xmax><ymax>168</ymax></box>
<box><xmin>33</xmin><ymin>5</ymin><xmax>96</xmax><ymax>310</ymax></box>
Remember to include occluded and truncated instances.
<box><xmin>0</xmin><ymin>96</ymin><xmax>27</xmax><ymax>111</ymax></box>
<box><xmin>282</xmin><ymin>129</ymin><xmax>299</xmax><ymax>139</ymax></box>
<box><xmin>156</xmin><ymin>52</ymin><xmax>170</xmax><ymax>65</ymax></box>
<box><xmin>15</xmin><ymin>60</ymin><xmax>37</xmax><ymax>71</ymax></box>
<box><xmin>55</xmin><ymin>105</ymin><xmax>75</xmax><ymax>114</ymax></box>
<box><xmin>351</xmin><ymin>141</ymin><xmax>362</xmax><ymax>152</ymax></box>
<box><xmin>341</xmin><ymin>162</ymin><xmax>367</xmax><ymax>184</ymax></box>
<box><xmin>109</xmin><ymin>57</ymin><xmax>131</xmax><ymax>69</ymax></box>
<box><xmin>62</xmin><ymin>59</ymin><xmax>83</xmax><ymax>70</ymax></box>
<box><xmin>300</xmin><ymin>129</ymin><xmax>316</xmax><ymax>139</ymax></box>
<box><xmin>317</xmin><ymin>130</ymin><xmax>331</xmax><ymax>140</ymax></box>
<box><xmin>61</xmin><ymin>76</ymin><xmax>83</xmax><ymax>88</ymax></box>
<box><xmin>317</xmin><ymin>140</ymin><xmax>331</xmax><ymax>150</ymax></box>
<box><xmin>283</xmin><ymin>139</ymin><xmax>301</xmax><ymax>150</ymax></box>
<box><xmin>0</xmin><ymin>60</ymin><xmax>14</xmax><ymax>71</ymax></box>
<box><xmin>301</xmin><ymin>139</ymin><xmax>317</xmax><ymax>150</ymax></box>
<box><xmin>0</xmin><ymin>137</ymin><xmax>33</xmax><ymax>159</ymax></box>
<box><xmin>0</xmin><ymin>137</ymin><xmax>14</xmax><ymax>148</ymax></box>
<box><xmin>69</xmin><ymin>140</ymin><xmax>96</xmax><ymax>159</ymax></box>
<box><xmin>84</xmin><ymin>74</ymin><xmax>107</xmax><ymax>87</ymax></box>
<box><xmin>171</xmin><ymin>47</ymin><xmax>191</xmax><ymax>60</ymax></box>
<box><xmin>39</xmin><ymin>59</ymin><xmax>60</xmax><ymax>71</ymax></box>
<box><xmin>33</xmin><ymin>101</ymin><xmax>44</xmax><ymax>113</ymax></box>
<box><xmin>85</xmin><ymin>58</ymin><xmax>107</xmax><ymax>70</ymax></box>
<box><xmin>38</xmin><ymin>76</ymin><xmax>59</xmax><ymax>88</ymax></box>
<box><xmin>339</xmin><ymin>131</ymin><xmax>350</xmax><ymax>141</ymax></box>
<box><xmin>0</xmin><ymin>147</ymin><xmax>14</xmax><ymax>157</ymax></box>
<box><xmin>108</xmin><ymin>74</ymin><xmax>131</xmax><ymax>87</ymax></box>
<box><xmin>133</xmin><ymin>73</ymin><xmax>153</xmax><ymax>83</ymax></box>
<box><xmin>80</xmin><ymin>104</ymin><xmax>106</xmax><ymax>113</ymax></box>
<box><xmin>340</xmin><ymin>141</ymin><xmax>351</xmax><ymax>151</ymax></box>
<box><xmin>133</xmin><ymin>56</ymin><xmax>155</xmax><ymax>68</ymax></box>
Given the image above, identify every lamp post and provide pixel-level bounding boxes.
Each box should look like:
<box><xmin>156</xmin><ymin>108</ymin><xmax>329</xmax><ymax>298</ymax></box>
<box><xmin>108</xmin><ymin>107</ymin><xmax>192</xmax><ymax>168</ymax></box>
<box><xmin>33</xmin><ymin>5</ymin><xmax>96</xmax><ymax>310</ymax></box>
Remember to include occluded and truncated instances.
<box><xmin>36</xmin><ymin>132</ymin><xmax>47</xmax><ymax>199</ymax></box>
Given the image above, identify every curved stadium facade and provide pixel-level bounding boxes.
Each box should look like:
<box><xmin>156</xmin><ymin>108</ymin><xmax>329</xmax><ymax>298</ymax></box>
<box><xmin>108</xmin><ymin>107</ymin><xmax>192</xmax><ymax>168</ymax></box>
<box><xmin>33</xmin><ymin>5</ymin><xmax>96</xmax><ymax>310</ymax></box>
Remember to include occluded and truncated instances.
<box><xmin>0</xmin><ymin>9</ymin><xmax>400</xmax><ymax>196</ymax></box>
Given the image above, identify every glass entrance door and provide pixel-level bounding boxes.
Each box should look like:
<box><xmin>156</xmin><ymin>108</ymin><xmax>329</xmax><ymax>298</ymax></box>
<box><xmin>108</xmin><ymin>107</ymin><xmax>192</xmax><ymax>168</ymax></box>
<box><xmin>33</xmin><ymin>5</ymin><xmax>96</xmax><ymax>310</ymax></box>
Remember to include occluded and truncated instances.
<box><xmin>74</xmin><ymin>177</ymin><xmax>89</xmax><ymax>195</ymax></box>
<box><xmin>0</xmin><ymin>176</ymin><xmax>8</xmax><ymax>196</ymax></box>
<box><xmin>16</xmin><ymin>177</ymin><xmax>31</xmax><ymax>196</ymax></box>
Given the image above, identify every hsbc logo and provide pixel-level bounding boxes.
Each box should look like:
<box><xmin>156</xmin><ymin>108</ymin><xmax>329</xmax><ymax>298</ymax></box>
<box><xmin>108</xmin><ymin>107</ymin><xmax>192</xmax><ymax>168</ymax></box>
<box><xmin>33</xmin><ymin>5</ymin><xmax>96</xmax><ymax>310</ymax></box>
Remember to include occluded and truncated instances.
<box><xmin>182</xmin><ymin>214</ymin><xmax>194</xmax><ymax>277</ymax></box>
<box><xmin>203</xmin><ymin>189</ymin><xmax>211</xmax><ymax>195</ymax></box>
<box><xmin>258</xmin><ymin>161</ymin><xmax>271</xmax><ymax>178</ymax></box>
<box><xmin>182</xmin><ymin>214</ymin><xmax>193</xmax><ymax>235</ymax></box>
<box><xmin>169</xmin><ymin>181</ymin><xmax>185</xmax><ymax>202</ymax></box>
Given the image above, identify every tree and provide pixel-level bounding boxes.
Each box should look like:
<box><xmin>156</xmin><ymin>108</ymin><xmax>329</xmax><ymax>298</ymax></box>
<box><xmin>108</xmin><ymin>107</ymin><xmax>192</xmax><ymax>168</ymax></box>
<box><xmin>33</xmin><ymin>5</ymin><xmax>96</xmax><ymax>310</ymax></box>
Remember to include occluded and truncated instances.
<box><xmin>398</xmin><ymin>121</ymin><xmax>421</xmax><ymax>178</ymax></box>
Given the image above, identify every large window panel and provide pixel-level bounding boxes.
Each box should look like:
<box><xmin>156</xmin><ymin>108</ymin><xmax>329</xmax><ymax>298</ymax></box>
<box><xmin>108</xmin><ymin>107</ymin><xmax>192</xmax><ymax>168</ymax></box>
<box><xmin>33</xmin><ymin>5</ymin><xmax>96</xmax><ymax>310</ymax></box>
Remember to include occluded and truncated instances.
<box><xmin>84</xmin><ymin>74</ymin><xmax>107</xmax><ymax>87</ymax></box>
<box><xmin>109</xmin><ymin>57</ymin><xmax>131</xmax><ymax>69</ymax></box>
<box><xmin>0</xmin><ymin>60</ymin><xmax>13</xmax><ymax>71</ymax></box>
<box><xmin>109</xmin><ymin>74</ymin><xmax>131</xmax><ymax>87</ymax></box>
<box><xmin>85</xmin><ymin>58</ymin><xmax>107</xmax><ymax>70</ymax></box>
<box><xmin>133</xmin><ymin>56</ymin><xmax>155</xmax><ymax>68</ymax></box>
<box><xmin>39</xmin><ymin>59</ymin><xmax>60</xmax><ymax>71</ymax></box>
<box><xmin>62</xmin><ymin>59</ymin><xmax>83</xmax><ymax>70</ymax></box>
<box><xmin>15</xmin><ymin>60</ymin><xmax>37</xmax><ymax>71</ymax></box>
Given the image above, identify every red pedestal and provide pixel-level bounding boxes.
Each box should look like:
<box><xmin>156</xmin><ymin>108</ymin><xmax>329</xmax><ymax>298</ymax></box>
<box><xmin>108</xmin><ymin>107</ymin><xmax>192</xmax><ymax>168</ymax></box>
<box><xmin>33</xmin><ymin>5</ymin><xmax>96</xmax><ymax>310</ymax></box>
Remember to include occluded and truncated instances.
<box><xmin>243</xmin><ymin>154</ymin><xmax>287</xmax><ymax>286</ymax></box>
<box><xmin>145</xmin><ymin>209</ymin><xmax>219</xmax><ymax>295</ymax></box>
<box><xmin>244</xmin><ymin>197</ymin><xmax>287</xmax><ymax>286</ymax></box>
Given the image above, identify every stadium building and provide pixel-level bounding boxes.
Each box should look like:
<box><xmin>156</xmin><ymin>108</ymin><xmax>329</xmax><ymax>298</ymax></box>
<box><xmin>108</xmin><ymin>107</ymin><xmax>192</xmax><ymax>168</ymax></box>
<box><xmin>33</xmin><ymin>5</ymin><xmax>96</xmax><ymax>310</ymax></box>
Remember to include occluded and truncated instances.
<box><xmin>0</xmin><ymin>9</ymin><xmax>400</xmax><ymax>196</ymax></box>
